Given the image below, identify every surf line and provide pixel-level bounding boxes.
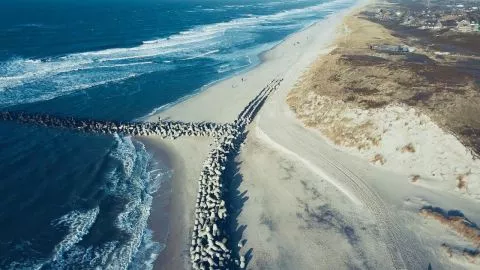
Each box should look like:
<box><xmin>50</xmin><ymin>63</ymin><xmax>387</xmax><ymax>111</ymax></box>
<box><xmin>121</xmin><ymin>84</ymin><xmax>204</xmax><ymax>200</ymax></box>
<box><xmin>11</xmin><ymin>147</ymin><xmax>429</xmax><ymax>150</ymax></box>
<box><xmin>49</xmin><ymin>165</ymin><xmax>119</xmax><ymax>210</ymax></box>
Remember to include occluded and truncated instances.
<box><xmin>0</xmin><ymin>78</ymin><xmax>283</xmax><ymax>269</ymax></box>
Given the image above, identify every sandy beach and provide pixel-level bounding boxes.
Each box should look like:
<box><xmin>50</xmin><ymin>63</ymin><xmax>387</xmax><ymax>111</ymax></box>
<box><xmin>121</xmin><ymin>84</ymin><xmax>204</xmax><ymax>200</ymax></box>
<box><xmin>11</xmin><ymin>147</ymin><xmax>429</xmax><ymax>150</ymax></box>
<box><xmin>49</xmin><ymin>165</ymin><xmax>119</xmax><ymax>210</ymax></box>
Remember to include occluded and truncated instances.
<box><xmin>0</xmin><ymin>0</ymin><xmax>478</xmax><ymax>268</ymax></box>
<box><xmin>143</xmin><ymin>3</ymin><xmax>372</xmax><ymax>268</ymax></box>
<box><xmin>143</xmin><ymin>0</ymin><xmax>480</xmax><ymax>269</ymax></box>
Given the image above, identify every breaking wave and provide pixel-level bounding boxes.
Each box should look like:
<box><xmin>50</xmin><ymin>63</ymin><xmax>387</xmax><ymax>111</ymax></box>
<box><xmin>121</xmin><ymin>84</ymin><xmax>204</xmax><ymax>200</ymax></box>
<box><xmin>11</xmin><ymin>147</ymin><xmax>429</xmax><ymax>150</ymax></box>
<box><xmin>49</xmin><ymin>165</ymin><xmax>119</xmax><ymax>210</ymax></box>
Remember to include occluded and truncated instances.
<box><xmin>51</xmin><ymin>207</ymin><xmax>101</xmax><ymax>263</ymax></box>
<box><xmin>0</xmin><ymin>0</ymin><xmax>352</xmax><ymax>108</ymax></box>
<box><xmin>1</xmin><ymin>0</ymin><xmax>356</xmax><ymax>268</ymax></box>
<box><xmin>6</xmin><ymin>135</ymin><xmax>169</xmax><ymax>270</ymax></box>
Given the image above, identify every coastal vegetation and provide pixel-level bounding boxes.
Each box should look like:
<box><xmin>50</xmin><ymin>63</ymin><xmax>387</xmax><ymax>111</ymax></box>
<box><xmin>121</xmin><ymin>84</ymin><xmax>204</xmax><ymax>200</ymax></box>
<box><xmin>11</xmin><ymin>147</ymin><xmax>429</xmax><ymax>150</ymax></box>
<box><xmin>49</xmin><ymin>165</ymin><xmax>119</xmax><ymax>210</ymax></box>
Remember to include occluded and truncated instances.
<box><xmin>288</xmin><ymin>3</ymin><xmax>480</xmax><ymax>157</ymax></box>
<box><xmin>287</xmin><ymin>1</ymin><xmax>480</xmax><ymax>267</ymax></box>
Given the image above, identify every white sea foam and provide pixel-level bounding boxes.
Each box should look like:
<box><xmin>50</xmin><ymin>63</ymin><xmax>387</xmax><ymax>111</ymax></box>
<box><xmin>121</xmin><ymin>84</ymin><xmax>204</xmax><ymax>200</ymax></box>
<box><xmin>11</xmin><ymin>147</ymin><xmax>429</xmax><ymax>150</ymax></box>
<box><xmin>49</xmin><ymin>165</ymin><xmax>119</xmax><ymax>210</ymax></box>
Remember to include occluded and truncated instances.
<box><xmin>111</xmin><ymin>134</ymin><xmax>138</xmax><ymax>178</ymax></box>
<box><xmin>141</xmin><ymin>101</ymin><xmax>176</xmax><ymax>120</ymax></box>
<box><xmin>51</xmin><ymin>207</ymin><xmax>100</xmax><ymax>263</ymax></box>
<box><xmin>0</xmin><ymin>0</ymin><xmax>352</xmax><ymax>109</ymax></box>
<box><xmin>94</xmin><ymin>61</ymin><xmax>153</xmax><ymax>69</ymax></box>
<box><xmin>18</xmin><ymin>23</ymin><xmax>45</xmax><ymax>27</ymax></box>
<box><xmin>259</xmin><ymin>0</ymin><xmax>316</xmax><ymax>7</ymax></box>
<box><xmin>7</xmin><ymin>136</ymin><xmax>170</xmax><ymax>270</ymax></box>
<box><xmin>129</xmin><ymin>229</ymin><xmax>165</xmax><ymax>270</ymax></box>
<box><xmin>3</xmin><ymin>1</ymin><xmax>355</xmax><ymax>268</ymax></box>
<box><xmin>99</xmin><ymin>136</ymin><xmax>167</xmax><ymax>269</ymax></box>
<box><xmin>217</xmin><ymin>63</ymin><xmax>232</xmax><ymax>74</ymax></box>
<box><xmin>182</xmin><ymin>49</ymin><xmax>220</xmax><ymax>60</ymax></box>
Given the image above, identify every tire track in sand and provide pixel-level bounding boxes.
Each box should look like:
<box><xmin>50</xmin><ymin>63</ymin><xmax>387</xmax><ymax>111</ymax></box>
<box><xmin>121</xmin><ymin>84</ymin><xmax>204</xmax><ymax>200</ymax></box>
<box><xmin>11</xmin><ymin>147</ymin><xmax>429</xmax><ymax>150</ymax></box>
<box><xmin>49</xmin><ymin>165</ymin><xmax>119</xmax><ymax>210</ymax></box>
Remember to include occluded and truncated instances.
<box><xmin>255</xmin><ymin>125</ymin><xmax>424</xmax><ymax>269</ymax></box>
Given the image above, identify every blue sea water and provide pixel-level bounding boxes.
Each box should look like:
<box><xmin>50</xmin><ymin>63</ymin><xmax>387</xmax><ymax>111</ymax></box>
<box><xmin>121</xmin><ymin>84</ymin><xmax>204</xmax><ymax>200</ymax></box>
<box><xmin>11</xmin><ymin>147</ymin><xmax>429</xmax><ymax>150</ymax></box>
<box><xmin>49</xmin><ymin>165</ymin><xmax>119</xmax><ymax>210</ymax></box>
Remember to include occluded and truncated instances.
<box><xmin>0</xmin><ymin>0</ymin><xmax>355</xmax><ymax>268</ymax></box>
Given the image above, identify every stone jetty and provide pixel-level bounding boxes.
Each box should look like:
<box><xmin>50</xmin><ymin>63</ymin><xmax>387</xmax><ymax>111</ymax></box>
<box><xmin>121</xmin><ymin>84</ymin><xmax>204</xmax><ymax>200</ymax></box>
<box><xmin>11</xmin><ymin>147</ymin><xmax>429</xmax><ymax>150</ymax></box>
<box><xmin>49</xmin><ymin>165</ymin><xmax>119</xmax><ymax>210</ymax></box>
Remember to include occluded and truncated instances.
<box><xmin>0</xmin><ymin>111</ymin><xmax>230</xmax><ymax>139</ymax></box>
<box><xmin>189</xmin><ymin>79</ymin><xmax>282</xmax><ymax>269</ymax></box>
<box><xmin>0</xmin><ymin>77</ymin><xmax>283</xmax><ymax>269</ymax></box>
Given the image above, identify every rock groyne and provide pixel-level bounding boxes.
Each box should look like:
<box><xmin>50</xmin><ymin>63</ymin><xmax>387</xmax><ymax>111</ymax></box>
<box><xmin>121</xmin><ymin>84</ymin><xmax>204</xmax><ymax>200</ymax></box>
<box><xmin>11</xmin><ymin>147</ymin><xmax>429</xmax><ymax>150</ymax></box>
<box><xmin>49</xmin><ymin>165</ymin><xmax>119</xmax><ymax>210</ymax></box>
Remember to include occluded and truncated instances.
<box><xmin>189</xmin><ymin>79</ymin><xmax>282</xmax><ymax>269</ymax></box>
<box><xmin>0</xmin><ymin>111</ymin><xmax>229</xmax><ymax>139</ymax></box>
<box><xmin>0</xmin><ymin>77</ymin><xmax>283</xmax><ymax>269</ymax></box>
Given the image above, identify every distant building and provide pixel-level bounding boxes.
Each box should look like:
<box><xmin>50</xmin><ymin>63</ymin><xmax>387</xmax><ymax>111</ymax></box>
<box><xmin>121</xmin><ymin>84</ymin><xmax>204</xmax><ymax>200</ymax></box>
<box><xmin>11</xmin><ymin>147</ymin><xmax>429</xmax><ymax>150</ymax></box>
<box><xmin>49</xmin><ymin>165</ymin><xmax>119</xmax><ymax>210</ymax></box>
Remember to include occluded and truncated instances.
<box><xmin>457</xmin><ymin>19</ymin><xmax>475</xmax><ymax>32</ymax></box>
<box><xmin>369</xmin><ymin>44</ymin><xmax>411</xmax><ymax>54</ymax></box>
<box><xmin>472</xmin><ymin>21</ymin><xmax>480</xmax><ymax>32</ymax></box>
<box><xmin>457</xmin><ymin>20</ymin><xmax>469</xmax><ymax>32</ymax></box>
<box><xmin>421</xmin><ymin>19</ymin><xmax>443</xmax><ymax>29</ymax></box>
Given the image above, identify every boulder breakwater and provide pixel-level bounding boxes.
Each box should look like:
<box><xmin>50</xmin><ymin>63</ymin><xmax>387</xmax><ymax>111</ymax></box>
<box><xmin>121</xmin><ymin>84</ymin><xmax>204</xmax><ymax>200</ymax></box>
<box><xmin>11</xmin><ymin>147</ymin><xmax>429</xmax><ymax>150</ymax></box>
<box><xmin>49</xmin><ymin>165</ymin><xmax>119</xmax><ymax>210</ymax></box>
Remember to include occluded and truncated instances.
<box><xmin>0</xmin><ymin>111</ymin><xmax>229</xmax><ymax>139</ymax></box>
<box><xmin>189</xmin><ymin>79</ymin><xmax>282</xmax><ymax>269</ymax></box>
<box><xmin>0</xmin><ymin>77</ymin><xmax>283</xmax><ymax>269</ymax></box>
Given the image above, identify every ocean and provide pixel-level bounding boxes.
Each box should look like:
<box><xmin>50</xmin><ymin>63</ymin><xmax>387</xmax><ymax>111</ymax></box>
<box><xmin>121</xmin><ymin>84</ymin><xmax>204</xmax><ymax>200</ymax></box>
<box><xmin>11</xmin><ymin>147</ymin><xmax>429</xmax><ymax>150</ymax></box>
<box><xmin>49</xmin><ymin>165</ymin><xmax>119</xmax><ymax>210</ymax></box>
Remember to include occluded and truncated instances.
<box><xmin>0</xmin><ymin>0</ymin><xmax>355</xmax><ymax>268</ymax></box>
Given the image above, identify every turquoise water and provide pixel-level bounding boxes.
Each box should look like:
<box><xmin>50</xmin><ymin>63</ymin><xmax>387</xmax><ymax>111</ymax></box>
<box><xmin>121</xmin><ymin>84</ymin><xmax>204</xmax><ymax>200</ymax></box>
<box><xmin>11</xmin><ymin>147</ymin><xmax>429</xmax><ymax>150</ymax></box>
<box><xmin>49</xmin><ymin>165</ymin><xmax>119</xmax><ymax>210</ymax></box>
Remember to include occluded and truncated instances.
<box><xmin>0</xmin><ymin>0</ymin><xmax>355</xmax><ymax>268</ymax></box>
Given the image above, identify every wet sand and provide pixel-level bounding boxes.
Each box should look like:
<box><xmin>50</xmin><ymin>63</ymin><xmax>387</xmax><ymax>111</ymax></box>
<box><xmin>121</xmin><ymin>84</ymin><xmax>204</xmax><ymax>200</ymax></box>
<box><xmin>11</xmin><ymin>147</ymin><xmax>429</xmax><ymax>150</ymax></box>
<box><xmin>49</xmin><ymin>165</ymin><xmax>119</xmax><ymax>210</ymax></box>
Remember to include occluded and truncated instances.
<box><xmin>142</xmin><ymin>2</ymin><xmax>372</xmax><ymax>269</ymax></box>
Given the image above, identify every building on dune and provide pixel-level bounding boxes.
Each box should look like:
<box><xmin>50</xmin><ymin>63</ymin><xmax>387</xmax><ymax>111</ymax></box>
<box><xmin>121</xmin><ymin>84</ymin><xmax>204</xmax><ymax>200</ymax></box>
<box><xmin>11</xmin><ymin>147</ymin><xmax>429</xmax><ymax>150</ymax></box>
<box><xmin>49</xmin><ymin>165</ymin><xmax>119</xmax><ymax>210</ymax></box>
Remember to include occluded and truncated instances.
<box><xmin>456</xmin><ymin>19</ymin><xmax>479</xmax><ymax>32</ymax></box>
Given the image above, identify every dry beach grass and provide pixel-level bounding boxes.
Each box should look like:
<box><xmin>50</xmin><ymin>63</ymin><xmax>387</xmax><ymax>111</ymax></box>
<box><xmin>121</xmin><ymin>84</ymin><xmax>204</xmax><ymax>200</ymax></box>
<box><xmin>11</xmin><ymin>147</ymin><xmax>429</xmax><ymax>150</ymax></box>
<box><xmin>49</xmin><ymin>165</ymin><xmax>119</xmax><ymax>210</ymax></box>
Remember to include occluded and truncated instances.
<box><xmin>287</xmin><ymin>7</ymin><xmax>480</xmax><ymax>156</ymax></box>
<box><xmin>143</xmin><ymin>1</ymin><xmax>480</xmax><ymax>269</ymax></box>
<box><xmin>286</xmin><ymin>3</ymin><xmax>480</xmax><ymax>267</ymax></box>
<box><xmin>420</xmin><ymin>207</ymin><xmax>480</xmax><ymax>247</ymax></box>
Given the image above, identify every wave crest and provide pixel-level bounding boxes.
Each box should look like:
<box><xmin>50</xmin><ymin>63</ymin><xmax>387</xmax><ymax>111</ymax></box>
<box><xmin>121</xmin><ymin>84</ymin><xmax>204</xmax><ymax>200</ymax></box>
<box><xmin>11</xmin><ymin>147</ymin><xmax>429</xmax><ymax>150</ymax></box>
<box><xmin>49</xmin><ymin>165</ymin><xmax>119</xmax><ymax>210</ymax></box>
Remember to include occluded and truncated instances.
<box><xmin>51</xmin><ymin>207</ymin><xmax>100</xmax><ymax>263</ymax></box>
<box><xmin>0</xmin><ymin>0</ymin><xmax>353</xmax><ymax>108</ymax></box>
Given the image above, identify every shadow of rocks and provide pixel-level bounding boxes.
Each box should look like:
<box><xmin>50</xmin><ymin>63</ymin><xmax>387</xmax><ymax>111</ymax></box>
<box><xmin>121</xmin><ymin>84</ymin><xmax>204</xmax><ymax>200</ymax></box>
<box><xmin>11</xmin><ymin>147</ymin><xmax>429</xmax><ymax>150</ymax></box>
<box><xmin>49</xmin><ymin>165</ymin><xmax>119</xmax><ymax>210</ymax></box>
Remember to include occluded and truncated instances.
<box><xmin>223</xmin><ymin>138</ymin><xmax>251</xmax><ymax>268</ymax></box>
<box><xmin>244</xmin><ymin>248</ymin><xmax>253</xmax><ymax>267</ymax></box>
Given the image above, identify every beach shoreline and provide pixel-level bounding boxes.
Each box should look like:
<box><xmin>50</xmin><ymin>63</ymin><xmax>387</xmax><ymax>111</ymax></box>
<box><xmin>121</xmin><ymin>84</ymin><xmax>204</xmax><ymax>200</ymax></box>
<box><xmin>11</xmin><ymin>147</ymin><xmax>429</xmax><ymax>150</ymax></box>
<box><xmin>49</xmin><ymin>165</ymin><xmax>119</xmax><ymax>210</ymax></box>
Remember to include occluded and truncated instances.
<box><xmin>142</xmin><ymin>1</ymin><xmax>370</xmax><ymax>269</ymax></box>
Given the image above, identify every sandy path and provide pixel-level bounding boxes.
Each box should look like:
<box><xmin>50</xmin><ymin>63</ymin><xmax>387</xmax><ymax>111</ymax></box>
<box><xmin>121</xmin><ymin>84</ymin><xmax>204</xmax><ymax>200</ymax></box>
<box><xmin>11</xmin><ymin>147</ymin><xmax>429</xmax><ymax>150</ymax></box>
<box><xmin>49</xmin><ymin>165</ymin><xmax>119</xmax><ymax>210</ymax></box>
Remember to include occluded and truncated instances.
<box><xmin>142</xmin><ymin>1</ymin><xmax>440</xmax><ymax>269</ymax></box>
<box><xmin>244</xmin><ymin>13</ymin><xmax>480</xmax><ymax>266</ymax></box>
<box><xmin>251</xmin><ymin>71</ymin><xmax>426</xmax><ymax>268</ymax></box>
<box><xmin>233</xmin><ymin>135</ymin><xmax>379</xmax><ymax>269</ymax></box>
<box><xmin>144</xmin><ymin>11</ymin><xmax>365</xmax><ymax>267</ymax></box>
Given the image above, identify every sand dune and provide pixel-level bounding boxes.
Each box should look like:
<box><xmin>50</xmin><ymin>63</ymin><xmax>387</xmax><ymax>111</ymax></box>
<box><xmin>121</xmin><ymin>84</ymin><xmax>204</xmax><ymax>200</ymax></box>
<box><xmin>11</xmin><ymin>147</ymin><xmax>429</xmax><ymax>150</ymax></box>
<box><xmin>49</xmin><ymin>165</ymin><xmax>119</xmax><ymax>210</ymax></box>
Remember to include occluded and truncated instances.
<box><xmin>145</xmin><ymin>1</ymin><xmax>480</xmax><ymax>269</ymax></box>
